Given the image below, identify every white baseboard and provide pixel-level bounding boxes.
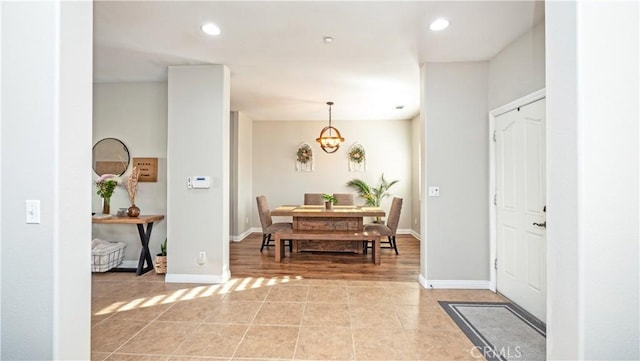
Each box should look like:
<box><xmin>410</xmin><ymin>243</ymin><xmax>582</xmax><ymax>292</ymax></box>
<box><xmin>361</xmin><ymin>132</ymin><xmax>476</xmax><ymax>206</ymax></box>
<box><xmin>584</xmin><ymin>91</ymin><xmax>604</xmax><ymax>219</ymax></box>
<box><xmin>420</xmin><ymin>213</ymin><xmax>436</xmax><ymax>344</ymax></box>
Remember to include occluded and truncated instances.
<box><xmin>165</xmin><ymin>269</ymin><xmax>231</xmax><ymax>284</ymax></box>
<box><xmin>419</xmin><ymin>275</ymin><xmax>490</xmax><ymax>289</ymax></box>
<box><xmin>397</xmin><ymin>229</ymin><xmax>421</xmax><ymax>240</ymax></box>
<box><xmin>230</xmin><ymin>228</ymin><xmax>256</xmax><ymax>242</ymax></box>
<box><xmin>165</xmin><ymin>273</ymin><xmax>230</xmax><ymax>284</ymax></box>
<box><xmin>230</xmin><ymin>227</ymin><xmax>261</xmax><ymax>242</ymax></box>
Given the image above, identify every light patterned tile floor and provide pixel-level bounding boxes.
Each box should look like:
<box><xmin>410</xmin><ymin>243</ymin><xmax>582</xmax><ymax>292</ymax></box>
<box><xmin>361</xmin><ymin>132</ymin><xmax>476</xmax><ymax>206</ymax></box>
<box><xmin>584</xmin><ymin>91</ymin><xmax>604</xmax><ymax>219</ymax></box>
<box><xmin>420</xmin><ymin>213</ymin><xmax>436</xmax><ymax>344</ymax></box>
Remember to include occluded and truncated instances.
<box><xmin>92</xmin><ymin>272</ymin><xmax>505</xmax><ymax>361</ymax></box>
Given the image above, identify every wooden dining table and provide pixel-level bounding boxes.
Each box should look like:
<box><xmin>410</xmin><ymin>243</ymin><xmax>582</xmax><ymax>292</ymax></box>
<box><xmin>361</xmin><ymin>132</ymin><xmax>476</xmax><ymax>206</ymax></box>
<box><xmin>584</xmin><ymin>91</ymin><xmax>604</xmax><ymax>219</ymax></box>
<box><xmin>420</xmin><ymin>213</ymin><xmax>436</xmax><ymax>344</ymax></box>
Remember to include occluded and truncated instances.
<box><xmin>270</xmin><ymin>205</ymin><xmax>385</xmax><ymax>252</ymax></box>
<box><xmin>271</xmin><ymin>205</ymin><xmax>385</xmax><ymax>229</ymax></box>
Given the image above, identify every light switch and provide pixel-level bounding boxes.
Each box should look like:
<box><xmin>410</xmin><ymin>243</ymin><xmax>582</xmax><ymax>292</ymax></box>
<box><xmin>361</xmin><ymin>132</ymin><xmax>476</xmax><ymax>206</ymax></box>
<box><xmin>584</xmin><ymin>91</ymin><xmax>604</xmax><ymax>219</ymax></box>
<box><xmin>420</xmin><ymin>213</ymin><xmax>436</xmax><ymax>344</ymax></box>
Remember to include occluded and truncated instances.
<box><xmin>428</xmin><ymin>186</ymin><xmax>440</xmax><ymax>197</ymax></box>
<box><xmin>26</xmin><ymin>200</ymin><xmax>40</xmax><ymax>224</ymax></box>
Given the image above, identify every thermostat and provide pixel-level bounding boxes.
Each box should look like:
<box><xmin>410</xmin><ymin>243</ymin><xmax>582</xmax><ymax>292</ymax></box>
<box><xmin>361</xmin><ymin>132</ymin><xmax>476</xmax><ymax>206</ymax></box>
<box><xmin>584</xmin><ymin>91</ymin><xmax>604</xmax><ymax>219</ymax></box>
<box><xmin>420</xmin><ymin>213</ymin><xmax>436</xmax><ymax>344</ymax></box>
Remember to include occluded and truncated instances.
<box><xmin>192</xmin><ymin>176</ymin><xmax>210</xmax><ymax>189</ymax></box>
<box><xmin>191</xmin><ymin>176</ymin><xmax>210</xmax><ymax>189</ymax></box>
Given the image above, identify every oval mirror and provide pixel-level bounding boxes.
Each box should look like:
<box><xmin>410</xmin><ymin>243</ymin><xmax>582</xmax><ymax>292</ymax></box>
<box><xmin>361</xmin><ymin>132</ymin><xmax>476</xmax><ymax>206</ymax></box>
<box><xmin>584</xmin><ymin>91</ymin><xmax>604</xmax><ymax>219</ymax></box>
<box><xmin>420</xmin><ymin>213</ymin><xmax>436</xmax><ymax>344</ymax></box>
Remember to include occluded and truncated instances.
<box><xmin>92</xmin><ymin>138</ymin><xmax>130</xmax><ymax>176</ymax></box>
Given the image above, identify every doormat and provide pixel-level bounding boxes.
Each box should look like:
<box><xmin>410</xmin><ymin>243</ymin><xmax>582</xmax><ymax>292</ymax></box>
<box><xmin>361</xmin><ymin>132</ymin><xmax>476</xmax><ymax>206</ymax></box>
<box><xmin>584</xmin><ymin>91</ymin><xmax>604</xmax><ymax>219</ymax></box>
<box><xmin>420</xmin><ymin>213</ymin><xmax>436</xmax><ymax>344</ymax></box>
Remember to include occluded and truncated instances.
<box><xmin>439</xmin><ymin>301</ymin><xmax>546</xmax><ymax>361</ymax></box>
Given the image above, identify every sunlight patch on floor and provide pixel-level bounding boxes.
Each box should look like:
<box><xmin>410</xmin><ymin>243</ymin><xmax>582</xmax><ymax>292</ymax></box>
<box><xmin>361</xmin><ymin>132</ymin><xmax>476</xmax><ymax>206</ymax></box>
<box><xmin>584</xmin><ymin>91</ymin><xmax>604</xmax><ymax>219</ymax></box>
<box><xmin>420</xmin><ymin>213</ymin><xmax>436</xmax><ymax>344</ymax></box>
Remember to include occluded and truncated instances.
<box><xmin>95</xmin><ymin>275</ymin><xmax>309</xmax><ymax>316</ymax></box>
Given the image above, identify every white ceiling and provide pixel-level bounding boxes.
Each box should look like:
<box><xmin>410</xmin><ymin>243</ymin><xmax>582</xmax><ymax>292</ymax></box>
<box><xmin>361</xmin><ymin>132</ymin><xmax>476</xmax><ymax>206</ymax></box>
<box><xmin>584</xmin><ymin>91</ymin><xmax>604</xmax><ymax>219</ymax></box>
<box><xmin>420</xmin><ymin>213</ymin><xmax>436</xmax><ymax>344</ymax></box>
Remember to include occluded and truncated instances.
<box><xmin>94</xmin><ymin>1</ymin><xmax>545</xmax><ymax>121</ymax></box>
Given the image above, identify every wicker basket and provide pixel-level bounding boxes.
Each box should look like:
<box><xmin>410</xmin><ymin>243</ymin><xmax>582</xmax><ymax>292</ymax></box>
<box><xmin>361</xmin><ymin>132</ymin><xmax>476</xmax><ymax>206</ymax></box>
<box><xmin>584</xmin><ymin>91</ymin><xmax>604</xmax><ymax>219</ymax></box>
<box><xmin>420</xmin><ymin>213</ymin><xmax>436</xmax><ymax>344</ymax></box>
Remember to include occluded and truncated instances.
<box><xmin>155</xmin><ymin>255</ymin><xmax>167</xmax><ymax>274</ymax></box>
<box><xmin>91</xmin><ymin>239</ymin><xmax>126</xmax><ymax>272</ymax></box>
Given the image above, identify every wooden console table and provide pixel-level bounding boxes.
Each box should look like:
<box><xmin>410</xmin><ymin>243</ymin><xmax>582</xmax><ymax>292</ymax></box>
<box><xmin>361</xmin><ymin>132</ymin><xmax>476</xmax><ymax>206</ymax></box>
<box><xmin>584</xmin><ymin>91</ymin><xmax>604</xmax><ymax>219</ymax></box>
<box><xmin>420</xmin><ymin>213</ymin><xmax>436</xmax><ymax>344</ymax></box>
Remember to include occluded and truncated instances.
<box><xmin>92</xmin><ymin>214</ymin><xmax>165</xmax><ymax>276</ymax></box>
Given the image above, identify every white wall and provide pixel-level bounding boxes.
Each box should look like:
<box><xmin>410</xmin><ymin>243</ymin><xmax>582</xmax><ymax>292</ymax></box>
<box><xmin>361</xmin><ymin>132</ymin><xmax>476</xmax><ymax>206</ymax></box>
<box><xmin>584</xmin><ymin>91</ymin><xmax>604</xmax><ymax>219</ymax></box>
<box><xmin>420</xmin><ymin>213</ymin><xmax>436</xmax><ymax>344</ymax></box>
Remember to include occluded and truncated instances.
<box><xmin>167</xmin><ymin>65</ymin><xmax>230</xmax><ymax>283</ymax></box>
<box><xmin>546</xmin><ymin>1</ymin><xmax>639</xmax><ymax>359</ymax></box>
<box><xmin>422</xmin><ymin>62</ymin><xmax>490</xmax><ymax>284</ymax></box>
<box><xmin>489</xmin><ymin>22</ymin><xmax>545</xmax><ymax>110</ymax></box>
<box><xmin>1</xmin><ymin>1</ymin><xmax>92</xmax><ymax>359</ymax></box>
<box><xmin>252</xmin><ymin>120</ymin><xmax>412</xmax><ymax>230</ymax></box>
<box><xmin>93</xmin><ymin>82</ymin><xmax>168</xmax><ymax>261</ymax></box>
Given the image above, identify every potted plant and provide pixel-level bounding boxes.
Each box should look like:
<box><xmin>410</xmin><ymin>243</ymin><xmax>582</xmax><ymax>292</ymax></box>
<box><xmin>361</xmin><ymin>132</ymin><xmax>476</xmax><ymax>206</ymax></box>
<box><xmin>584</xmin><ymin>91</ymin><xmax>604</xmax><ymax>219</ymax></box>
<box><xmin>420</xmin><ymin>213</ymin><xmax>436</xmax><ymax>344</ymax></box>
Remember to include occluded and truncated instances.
<box><xmin>95</xmin><ymin>174</ymin><xmax>120</xmax><ymax>214</ymax></box>
<box><xmin>322</xmin><ymin>193</ymin><xmax>337</xmax><ymax>210</ymax></box>
<box><xmin>154</xmin><ymin>238</ymin><xmax>167</xmax><ymax>274</ymax></box>
<box><xmin>346</xmin><ymin>173</ymin><xmax>399</xmax><ymax>222</ymax></box>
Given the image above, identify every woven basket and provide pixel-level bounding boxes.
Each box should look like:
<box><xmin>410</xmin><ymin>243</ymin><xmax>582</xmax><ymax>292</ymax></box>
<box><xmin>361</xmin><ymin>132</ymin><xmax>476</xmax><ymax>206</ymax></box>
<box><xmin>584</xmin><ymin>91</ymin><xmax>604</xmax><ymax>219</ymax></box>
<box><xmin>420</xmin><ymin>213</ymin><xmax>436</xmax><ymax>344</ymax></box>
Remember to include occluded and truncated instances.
<box><xmin>155</xmin><ymin>255</ymin><xmax>167</xmax><ymax>274</ymax></box>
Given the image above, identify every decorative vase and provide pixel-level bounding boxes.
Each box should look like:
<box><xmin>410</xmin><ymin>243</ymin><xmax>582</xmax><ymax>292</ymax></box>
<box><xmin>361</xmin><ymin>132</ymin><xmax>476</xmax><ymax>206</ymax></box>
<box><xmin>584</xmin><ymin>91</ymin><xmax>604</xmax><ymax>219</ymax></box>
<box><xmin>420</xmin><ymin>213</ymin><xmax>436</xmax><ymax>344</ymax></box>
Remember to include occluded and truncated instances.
<box><xmin>127</xmin><ymin>204</ymin><xmax>140</xmax><ymax>218</ymax></box>
<box><xmin>325</xmin><ymin>201</ymin><xmax>333</xmax><ymax>210</ymax></box>
<box><xmin>102</xmin><ymin>197</ymin><xmax>111</xmax><ymax>215</ymax></box>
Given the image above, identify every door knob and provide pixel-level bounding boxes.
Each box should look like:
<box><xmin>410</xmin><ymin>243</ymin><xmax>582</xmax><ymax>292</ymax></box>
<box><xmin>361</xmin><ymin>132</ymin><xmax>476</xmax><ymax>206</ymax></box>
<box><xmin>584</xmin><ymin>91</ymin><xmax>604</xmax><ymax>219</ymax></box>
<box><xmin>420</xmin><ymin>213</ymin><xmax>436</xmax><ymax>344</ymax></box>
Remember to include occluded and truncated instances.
<box><xmin>533</xmin><ymin>221</ymin><xmax>546</xmax><ymax>228</ymax></box>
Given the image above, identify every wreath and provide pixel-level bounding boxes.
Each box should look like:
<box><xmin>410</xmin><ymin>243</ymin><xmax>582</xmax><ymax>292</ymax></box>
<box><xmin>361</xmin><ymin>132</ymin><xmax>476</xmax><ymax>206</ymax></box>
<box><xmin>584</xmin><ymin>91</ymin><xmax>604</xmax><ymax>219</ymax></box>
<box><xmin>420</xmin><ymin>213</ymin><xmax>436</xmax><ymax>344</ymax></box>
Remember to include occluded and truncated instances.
<box><xmin>296</xmin><ymin>144</ymin><xmax>313</xmax><ymax>164</ymax></box>
<box><xmin>348</xmin><ymin>144</ymin><xmax>366</xmax><ymax>164</ymax></box>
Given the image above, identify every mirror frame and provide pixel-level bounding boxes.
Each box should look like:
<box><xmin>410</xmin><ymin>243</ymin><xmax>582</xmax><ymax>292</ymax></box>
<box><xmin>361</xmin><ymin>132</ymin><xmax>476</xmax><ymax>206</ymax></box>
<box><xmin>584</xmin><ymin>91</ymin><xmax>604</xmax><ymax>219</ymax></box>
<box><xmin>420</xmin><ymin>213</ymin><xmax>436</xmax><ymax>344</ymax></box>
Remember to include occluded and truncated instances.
<box><xmin>92</xmin><ymin>137</ymin><xmax>130</xmax><ymax>176</ymax></box>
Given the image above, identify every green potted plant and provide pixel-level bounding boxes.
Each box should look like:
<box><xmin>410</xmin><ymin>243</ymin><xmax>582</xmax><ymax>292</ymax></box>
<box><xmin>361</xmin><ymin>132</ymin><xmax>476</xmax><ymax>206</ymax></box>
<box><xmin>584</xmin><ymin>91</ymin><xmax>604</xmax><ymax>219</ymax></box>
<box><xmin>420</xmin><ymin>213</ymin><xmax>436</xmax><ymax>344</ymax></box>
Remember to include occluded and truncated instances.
<box><xmin>346</xmin><ymin>173</ymin><xmax>399</xmax><ymax>222</ymax></box>
<box><xmin>322</xmin><ymin>193</ymin><xmax>337</xmax><ymax>210</ymax></box>
<box><xmin>155</xmin><ymin>238</ymin><xmax>167</xmax><ymax>274</ymax></box>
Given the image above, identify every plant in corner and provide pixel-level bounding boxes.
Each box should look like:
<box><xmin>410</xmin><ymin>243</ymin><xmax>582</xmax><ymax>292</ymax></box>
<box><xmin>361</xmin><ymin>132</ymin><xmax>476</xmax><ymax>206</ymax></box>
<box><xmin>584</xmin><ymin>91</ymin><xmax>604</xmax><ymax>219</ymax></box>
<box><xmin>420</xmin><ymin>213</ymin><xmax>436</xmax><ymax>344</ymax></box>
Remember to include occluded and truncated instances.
<box><xmin>155</xmin><ymin>238</ymin><xmax>167</xmax><ymax>275</ymax></box>
<box><xmin>346</xmin><ymin>173</ymin><xmax>399</xmax><ymax>222</ymax></box>
<box><xmin>322</xmin><ymin>193</ymin><xmax>337</xmax><ymax>210</ymax></box>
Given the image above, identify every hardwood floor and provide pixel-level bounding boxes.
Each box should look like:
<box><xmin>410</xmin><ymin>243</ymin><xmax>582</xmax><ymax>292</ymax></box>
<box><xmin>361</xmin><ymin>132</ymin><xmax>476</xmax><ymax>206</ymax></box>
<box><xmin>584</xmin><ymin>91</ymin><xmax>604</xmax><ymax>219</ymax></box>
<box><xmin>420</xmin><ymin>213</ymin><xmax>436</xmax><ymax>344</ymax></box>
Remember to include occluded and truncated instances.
<box><xmin>230</xmin><ymin>232</ymin><xmax>420</xmax><ymax>282</ymax></box>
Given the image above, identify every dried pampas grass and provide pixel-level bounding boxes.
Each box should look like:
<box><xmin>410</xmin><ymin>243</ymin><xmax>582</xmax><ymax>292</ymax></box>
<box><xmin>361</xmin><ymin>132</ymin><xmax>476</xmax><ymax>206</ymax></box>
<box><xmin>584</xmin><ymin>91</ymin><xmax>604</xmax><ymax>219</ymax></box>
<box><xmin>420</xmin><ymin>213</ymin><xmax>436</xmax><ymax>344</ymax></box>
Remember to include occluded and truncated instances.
<box><xmin>126</xmin><ymin>166</ymin><xmax>140</xmax><ymax>205</ymax></box>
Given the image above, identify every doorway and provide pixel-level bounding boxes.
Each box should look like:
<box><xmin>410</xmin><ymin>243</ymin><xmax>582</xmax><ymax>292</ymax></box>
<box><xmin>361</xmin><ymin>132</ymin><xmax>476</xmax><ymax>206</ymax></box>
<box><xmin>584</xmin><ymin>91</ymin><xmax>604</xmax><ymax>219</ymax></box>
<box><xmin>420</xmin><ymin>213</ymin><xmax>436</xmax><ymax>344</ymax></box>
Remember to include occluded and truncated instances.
<box><xmin>489</xmin><ymin>90</ymin><xmax>546</xmax><ymax>321</ymax></box>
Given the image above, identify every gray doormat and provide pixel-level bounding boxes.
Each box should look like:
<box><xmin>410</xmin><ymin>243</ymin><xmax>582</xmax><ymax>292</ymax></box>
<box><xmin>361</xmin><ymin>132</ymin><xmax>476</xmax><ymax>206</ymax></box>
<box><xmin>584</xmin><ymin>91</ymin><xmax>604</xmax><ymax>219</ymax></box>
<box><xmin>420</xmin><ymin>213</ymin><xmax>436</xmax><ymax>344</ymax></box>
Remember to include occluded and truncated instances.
<box><xmin>439</xmin><ymin>301</ymin><xmax>546</xmax><ymax>361</ymax></box>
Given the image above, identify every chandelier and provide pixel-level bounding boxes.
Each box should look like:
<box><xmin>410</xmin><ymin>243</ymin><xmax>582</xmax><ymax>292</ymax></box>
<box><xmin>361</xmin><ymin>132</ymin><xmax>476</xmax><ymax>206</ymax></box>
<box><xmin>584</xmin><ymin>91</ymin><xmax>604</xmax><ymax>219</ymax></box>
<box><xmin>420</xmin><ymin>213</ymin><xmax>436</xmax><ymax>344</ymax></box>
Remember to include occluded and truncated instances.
<box><xmin>316</xmin><ymin>101</ymin><xmax>345</xmax><ymax>153</ymax></box>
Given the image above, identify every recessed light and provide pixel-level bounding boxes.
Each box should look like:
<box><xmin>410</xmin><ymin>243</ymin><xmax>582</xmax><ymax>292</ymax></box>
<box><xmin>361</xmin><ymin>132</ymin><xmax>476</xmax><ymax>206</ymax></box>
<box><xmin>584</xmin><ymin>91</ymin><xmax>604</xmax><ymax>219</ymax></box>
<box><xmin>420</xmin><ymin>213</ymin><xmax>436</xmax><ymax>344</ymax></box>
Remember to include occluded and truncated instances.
<box><xmin>323</xmin><ymin>36</ymin><xmax>334</xmax><ymax>44</ymax></box>
<box><xmin>201</xmin><ymin>22</ymin><xmax>221</xmax><ymax>36</ymax></box>
<box><xmin>429</xmin><ymin>18</ymin><xmax>449</xmax><ymax>31</ymax></box>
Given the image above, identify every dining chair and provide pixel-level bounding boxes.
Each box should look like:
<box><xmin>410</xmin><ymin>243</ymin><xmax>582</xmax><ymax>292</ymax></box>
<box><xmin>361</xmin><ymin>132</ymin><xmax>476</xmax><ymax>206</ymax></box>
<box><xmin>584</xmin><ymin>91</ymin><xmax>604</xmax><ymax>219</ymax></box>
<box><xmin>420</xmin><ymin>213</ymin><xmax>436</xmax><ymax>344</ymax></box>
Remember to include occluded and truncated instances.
<box><xmin>256</xmin><ymin>195</ymin><xmax>293</xmax><ymax>252</ymax></box>
<box><xmin>363</xmin><ymin>197</ymin><xmax>403</xmax><ymax>255</ymax></box>
<box><xmin>332</xmin><ymin>193</ymin><xmax>355</xmax><ymax>206</ymax></box>
<box><xmin>303</xmin><ymin>193</ymin><xmax>325</xmax><ymax>205</ymax></box>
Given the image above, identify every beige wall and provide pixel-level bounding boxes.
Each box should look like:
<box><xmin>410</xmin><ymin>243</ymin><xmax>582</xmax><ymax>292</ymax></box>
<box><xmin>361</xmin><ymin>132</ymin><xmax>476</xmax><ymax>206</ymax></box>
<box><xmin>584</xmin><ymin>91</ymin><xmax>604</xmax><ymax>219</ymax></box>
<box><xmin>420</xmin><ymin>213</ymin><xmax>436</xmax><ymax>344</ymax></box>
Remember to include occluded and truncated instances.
<box><xmin>166</xmin><ymin>65</ymin><xmax>230</xmax><ymax>282</ymax></box>
<box><xmin>422</xmin><ymin>61</ymin><xmax>490</xmax><ymax>283</ymax></box>
<box><xmin>252</xmin><ymin>120</ymin><xmax>413</xmax><ymax>231</ymax></box>
<box><xmin>489</xmin><ymin>22</ymin><xmax>545</xmax><ymax>109</ymax></box>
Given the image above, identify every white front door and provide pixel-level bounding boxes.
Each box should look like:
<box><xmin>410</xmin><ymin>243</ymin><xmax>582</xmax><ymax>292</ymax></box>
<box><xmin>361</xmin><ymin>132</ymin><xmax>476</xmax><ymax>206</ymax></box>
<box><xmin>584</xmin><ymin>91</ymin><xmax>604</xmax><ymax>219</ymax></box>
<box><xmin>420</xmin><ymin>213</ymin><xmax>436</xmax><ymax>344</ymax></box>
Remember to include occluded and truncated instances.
<box><xmin>495</xmin><ymin>98</ymin><xmax>546</xmax><ymax>321</ymax></box>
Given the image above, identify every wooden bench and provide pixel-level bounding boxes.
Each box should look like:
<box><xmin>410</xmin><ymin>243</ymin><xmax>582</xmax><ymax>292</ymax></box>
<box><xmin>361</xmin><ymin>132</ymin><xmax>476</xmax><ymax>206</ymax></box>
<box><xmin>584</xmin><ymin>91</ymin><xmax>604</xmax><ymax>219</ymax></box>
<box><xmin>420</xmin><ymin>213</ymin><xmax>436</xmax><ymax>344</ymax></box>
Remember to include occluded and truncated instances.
<box><xmin>274</xmin><ymin>230</ymin><xmax>381</xmax><ymax>265</ymax></box>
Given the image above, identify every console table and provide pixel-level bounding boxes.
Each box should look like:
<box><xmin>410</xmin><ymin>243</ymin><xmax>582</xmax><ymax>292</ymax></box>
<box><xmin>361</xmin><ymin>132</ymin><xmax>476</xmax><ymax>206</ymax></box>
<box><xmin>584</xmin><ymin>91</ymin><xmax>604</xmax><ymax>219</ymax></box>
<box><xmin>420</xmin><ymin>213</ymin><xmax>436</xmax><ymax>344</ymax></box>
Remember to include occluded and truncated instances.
<box><xmin>92</xmin><ymin>214</ymin><xmax>165</xmax><ymax>276</ymax></box>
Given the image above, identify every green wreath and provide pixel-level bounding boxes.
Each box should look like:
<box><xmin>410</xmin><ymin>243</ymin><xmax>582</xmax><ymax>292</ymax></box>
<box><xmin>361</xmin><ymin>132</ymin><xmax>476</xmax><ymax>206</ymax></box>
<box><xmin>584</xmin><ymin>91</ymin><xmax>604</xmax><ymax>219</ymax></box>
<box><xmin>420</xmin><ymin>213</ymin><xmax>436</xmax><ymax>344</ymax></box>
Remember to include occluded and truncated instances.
<box><xmin>348</xmin><ymin>145</ymin><xmax>366</xmax><ymax>164</ymax></box>
<box><xmin>297</xmin><ymin>144</ymin><xmax>313</xmax><ymax>164</ymax></box>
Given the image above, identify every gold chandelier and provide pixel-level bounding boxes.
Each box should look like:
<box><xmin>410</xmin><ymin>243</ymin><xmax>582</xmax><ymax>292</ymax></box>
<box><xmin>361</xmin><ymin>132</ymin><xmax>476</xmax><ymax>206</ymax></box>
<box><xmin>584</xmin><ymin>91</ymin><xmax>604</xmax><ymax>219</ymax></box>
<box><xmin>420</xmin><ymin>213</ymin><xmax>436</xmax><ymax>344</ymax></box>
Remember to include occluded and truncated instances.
<box><xmin>316</xmin><ymin>101</ymin><xmax>344</xmax><ymax>153</ymax></box>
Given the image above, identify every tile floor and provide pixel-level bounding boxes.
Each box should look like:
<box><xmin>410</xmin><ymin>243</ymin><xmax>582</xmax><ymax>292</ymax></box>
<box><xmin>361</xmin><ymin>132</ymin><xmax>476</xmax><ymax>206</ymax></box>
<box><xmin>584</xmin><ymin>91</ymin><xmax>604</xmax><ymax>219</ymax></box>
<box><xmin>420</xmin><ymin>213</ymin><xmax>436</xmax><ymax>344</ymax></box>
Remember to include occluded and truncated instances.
<box><xmin>92</xmin><ymin>272</ymin><xmax>505</xmax><ymax>360</ymax></box>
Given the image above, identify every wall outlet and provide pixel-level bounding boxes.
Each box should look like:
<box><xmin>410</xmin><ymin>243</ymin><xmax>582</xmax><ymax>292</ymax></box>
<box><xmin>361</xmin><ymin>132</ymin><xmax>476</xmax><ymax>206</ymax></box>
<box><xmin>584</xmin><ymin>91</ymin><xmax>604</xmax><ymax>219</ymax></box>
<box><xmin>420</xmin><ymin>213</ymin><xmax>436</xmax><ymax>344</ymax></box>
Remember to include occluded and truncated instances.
<box><xmin>428</xmin><ymin>186</ymin><xmax>440</xmax><ymax>197</ymax></box>
<box><xmin>245</xmin><ymin>217</ymin><xmax>249</xmax><ymax>224</ymax></box>
<box><xmin>197</xmin><ymin>251</ymin><xmax>207</xmax><ymax>265</ymax></box>
<box><xmin>414</xmin><ymin>218</ymin><xmax>418</xmax><ymax>225</ymax></box>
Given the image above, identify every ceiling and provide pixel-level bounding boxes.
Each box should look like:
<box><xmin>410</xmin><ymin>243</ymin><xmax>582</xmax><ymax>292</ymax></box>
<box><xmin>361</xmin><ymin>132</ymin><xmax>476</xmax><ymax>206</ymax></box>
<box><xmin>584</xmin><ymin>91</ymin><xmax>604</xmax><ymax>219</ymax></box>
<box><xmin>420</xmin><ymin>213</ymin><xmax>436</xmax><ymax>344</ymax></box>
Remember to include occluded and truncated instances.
<box><xmin>93</xmin><ymin>1</ymin><xmax>545</xmax><ymax>121</ymax></box>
